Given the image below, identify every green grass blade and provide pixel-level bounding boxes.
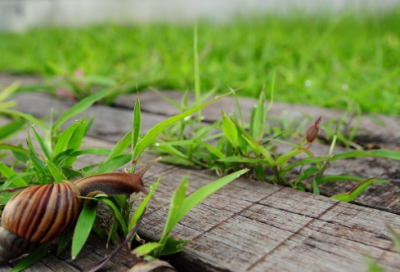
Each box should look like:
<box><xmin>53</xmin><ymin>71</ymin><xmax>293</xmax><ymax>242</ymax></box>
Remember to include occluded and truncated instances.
<box><xmin>93</xmin><ymin>153</ymin><xmax>131</xmax><ymax>175</ymax></box>
<box><xmin>0</xmin><ymin>109</ymin><xmax>48</xmax><ymax>130</ymax></box>
<box><xmin>201</xmin><ymin>142</ymin><xmax>225</xmax><ymax>159</ymax></box>
<box><xmin>156</xmin><ymin>176</ymin><xmax>188</xmax><ymax>256</ymax></box>
<box><xmin>46</xmin><ymin>160</ymin><xmax>67</xmax><ymax>183</ymax></box>
<box><xmin>250</xmin><ymin>88</ymin><xmax>265</xmax><ymax>141</ymax></box>
<box><xmin>97</xmin><ymin>197</ymin><xmax>128</xmax><ymax>237</ymax></box>
<box><xmin>72</xmin><ymin>201</ymin><xmax>97</xmax><ymax>259</ymax></box>
<box><xmin>193</xmin><ymin>24</ymin><xmax>201</xmax><ymax>123</ymax></box>
<box><xmin>2</xmin><ymin>172</ymin><xmax>34</xmax><ymax>190</ymax></box>
<box><xmin>0</xmin><ymin>162</ymin><xmax>28</xmax><ymax>188</ymax></box>
<box><xmin>133</xmin><ymin>243</ymin><xmax>162</xmax><ymax>257</ymax></box>
<box><xmin>31</xmin><ymin>126</ymin><xmax>52</xmax><ymax>160</ymax></box>
<box><xmin>331</xmin><ymin>150</ymin><xmax>400</xmax><ymax>161</ymax></box>
<box><xmin>317</xmin><ymin>174</ymin><xmax>387</xmax><ymax>184</ymax></box>
<box><xmin>104</xmin><ymin>131</ymin><xmax>131</xmax><ymax>163</ymax></box>
<box><xmin>131</xmin><ymin>94</ymin><xmax>141</xmax><ymax>173</ymax></box>
<box><xmin>0</xmin><ymin>120</ymin><xmax>26</xmax><ymax>142</ymax></box>
<box><xmin>53</xmin><ymin>121</ymin><xmax>79</xmax><ymax>158</ymax></box>
<box><xmin>174</xmin><ymin>169</ymin><xmax>248</xmax><ymax>224</ymax></box>
<box><xmin>275</xmin><ymin>148</ymin><xmax>304</xmax><ymax>168</ymax></box>
<box><xmin>222</xmin><ymin>112</ymin><xmax>238</xmax><ymax>148</ymax></box>
<box><xmin>331</xmin><ymin>178</ymin><xmax>375</xmax><ymax>202</ymax></box>
<box><xmin>10</xmin><ymin>243</ymin><xmax>51</xmax><ymax>272</ymax></box>
<box><xmin>128</xmin><ymin>177</ymin><xmax>162</xmax><ymax>230</ymax></box>
<box><xmin>53</xmin><ymin>87</ymin><xmax>111</xmax><ymax>132</ymax></box>
<box><xmin>218</xmin><ymin>156</ymin><xmax>271</xmax><ymax>165</ymax></box>
<box><xmin>133</xmin><ymin>92</ymin><xmax>231</xmax><ymax>161</ymax></box>
<box><xmin>65</xmin><ymin>118</ymin><xmax>86</xmax><ymax>166</ymax></box>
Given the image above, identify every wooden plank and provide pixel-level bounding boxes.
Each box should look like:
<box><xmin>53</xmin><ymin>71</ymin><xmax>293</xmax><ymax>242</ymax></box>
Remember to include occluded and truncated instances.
<box><xmin>1</xmin><ymin>122</ymin><xmax>400</xmax><ymax>271</ymax></box>
<box><xmin>113</xmin><ymin>91</ymin><xmax>400</xmax><ymax>149</ymax></box>
<box><xmin>7</xmin><ymin>92</ymin><xmax>400</xmax><ymax>214</ymax></box>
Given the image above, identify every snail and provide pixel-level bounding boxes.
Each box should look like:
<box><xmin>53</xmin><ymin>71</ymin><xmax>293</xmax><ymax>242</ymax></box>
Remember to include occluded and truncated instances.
<box><xmin>0</xmin><ymin>158</ymin><xmax>161</xmax><ymax>264</ymax></box>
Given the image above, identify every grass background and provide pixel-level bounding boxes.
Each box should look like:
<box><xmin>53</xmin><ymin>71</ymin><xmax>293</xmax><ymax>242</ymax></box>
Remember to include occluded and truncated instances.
<box><xmin>1</xmin><ymin>9</ymin><xmax>400</xmax><ymax>114</ymax></box>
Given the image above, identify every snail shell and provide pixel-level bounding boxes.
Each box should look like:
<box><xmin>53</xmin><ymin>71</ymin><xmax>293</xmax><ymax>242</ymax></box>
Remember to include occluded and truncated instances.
<box><xmin>0</xmin><ymin>157</ymin><xmax>160</xmax><ymax>264</ymax></box>
<box><xmin>0</xmin><ymin>181</ymin><xmax>81</xmax><ymax>263</ymax></box>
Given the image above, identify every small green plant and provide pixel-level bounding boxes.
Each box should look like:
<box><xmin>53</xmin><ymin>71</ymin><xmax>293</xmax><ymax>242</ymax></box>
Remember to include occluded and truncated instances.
<box><xmin>0</xmin><ymin>84</ymin><xmax>241</xmax><ymax>271</ymax></box>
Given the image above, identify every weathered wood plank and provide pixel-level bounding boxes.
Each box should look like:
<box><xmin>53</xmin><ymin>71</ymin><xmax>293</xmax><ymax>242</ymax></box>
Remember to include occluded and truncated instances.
<box><xmin>1</xmin><ymin>123</ymin><xmax>400</xmax><ymax>271</ymax></box>
<box><xmin>7</xmin><ymin>92</ymin><xmax>400</xmax><ymax>215</ymax></box>
<box><xmin>114</xmin><ymin>91</ymin><xmax>400</xmax><ymax>149</ymax></box>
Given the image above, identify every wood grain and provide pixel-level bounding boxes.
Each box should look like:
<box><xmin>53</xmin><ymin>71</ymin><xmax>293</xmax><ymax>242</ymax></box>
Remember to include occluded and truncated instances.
<box><xmin>0</xmin><ymin>80</ymin><xmax>399</xmax><ymax>271</ymax></box>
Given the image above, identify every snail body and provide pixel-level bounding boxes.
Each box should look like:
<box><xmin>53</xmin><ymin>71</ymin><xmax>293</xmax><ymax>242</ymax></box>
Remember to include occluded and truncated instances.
<box><xmin>0</xmin><ymin>158</ymin><xmax>159</xmax><ymax>263</ymax></box>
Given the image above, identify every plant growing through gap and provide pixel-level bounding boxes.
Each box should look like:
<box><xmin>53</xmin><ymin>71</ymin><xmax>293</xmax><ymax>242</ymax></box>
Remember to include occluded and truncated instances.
<box><xmin>0</xmin><ymin>85</ymin><xmax>246</xmax><ymax>271</ymax></box>
<box><xmin>152</xmin><ymin>79</ymin><xmax>400</xmax><ymax>199</ymax></box>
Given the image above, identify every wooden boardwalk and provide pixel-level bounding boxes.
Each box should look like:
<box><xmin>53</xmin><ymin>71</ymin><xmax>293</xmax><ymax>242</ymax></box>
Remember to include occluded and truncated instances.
<box><xmin>0</xmin><ymin>74</ymin><xmax>399</xmax><ymax>271</ymax></box>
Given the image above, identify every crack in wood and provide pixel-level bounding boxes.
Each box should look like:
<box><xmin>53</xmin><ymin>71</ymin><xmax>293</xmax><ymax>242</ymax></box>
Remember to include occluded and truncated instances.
<box><xmin>191</xmin><ymin>187</ymin><xmax>286</xmax><ymax>242</ymax></box>
<box><xmin>246</xmin><ymin>201</ymin><xmax>340</xmax><ymax>271</ymax></box>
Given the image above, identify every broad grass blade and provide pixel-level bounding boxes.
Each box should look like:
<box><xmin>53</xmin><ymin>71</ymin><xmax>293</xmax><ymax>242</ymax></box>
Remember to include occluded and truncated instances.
<box><xmin>222</xmin><ymin>112</ymin><xmax>238</xmax><ymax>148</ymax></box>
<box><xmin>0</xmin><ymin>162</ymin><xmax>28</xmax><ymax>188</ymax></box>
<box><xmin>132</xmin><ymin>243</ymin><xmax>162</xmax><ymax>257</ymax></box>
<box><xmin>72</xmin><ymin>201</ymin><xmax>97</xmax><ymax>259</ymax></box>
<box><xmin>46</xmin><ymin>160</ymin><xmax>67</xmax><ymax>183</ymax></box>
<box><xmin>0</xmin><ymin>120</ymin><xmax>26</xmax><ymax>142</ymax></box>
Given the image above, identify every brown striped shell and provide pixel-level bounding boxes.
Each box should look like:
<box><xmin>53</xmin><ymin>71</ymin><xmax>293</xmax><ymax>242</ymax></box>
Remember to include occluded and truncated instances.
<box><xmin>0</xmin><ymin>181</ymin><xmax>81</xmax><ymax>262</ymax></box>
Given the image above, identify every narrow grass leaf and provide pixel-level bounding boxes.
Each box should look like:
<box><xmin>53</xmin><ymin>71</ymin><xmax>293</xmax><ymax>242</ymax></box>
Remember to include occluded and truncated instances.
<box><xmin>318</xmin><ymin>174</ymin><xmax>387</xmax><ymax>184</ymax></box>
<box><xmin>46</xmin><ymin>160</ymin><xmax>67</xmax><ymax>183</ymax></box>
<box><xmin>156</xmin><ymin>176</ymin><xmax>188</xmax><ymax>256</ymax></box>
<box><xmin>53</xmin><ymin>121</ymin><xmax>79</xmax><ymax>158</ymax></box>
<box><xmin>296</xmin><ymin>166</ymin><xmax>319</xmax><ymax>183</ymax></box>
<box><xmin>222</xmin><ymin>112</ymin><xmax>238</xmax><ymax>148</ymax></box>
<box><xmin>282</xmin><ymin>157</ymin><xmax>330</xmax><ymax>174</ymax></box>
<box><xmin>201</xmin><ymin>142</ymin><xmax>225</xmax><ymax>159</ymax></box>
<box><xmin>2</xmin><ymin>172</ymin><xmax>34</xmax><ymax>190</ymax></box>
<box><xmin>250</xmin><ymin>89</ymin><xmax>265</xmax><ymax>141</ymax></box>
<box><xmin>129</xmin><ymin>177</ymin><xmax>161</xmax><ymax>230</ymax></box>
<box><xmin>131</xmin><ymin>95</ymin><xmax>141</xmax><ymax>173</ymax></box>
<box><xmin>331</xmin><ymin>150</ymin><xmax>400</xmax><ymax>161</ymax></box>
<box><xmin>98</xmin><ymin>198</ymin><xmax>128</xmax><ymax>236</ymax></box>
<box><xmin>132</xmin><ymin>243</ymin><xmax>162</xmax><ymax>257</ymax></box>
<box><xmin>160</xmin><ymin>156</ymin><xmax>195</xmax><ymax>166</ymax></box>
<box><xmin>331</xmin><ymin>178</ymin><xmax>375</xmax><ymax>202</ymax></box>
<box><xmin>275</xmin><ymin>148</ymin><xmax>304</xmax><ymax>168</ymax></box>
<box><xmin>133</xmin><ymin>92</ymin><xmax>231</xmax><ymax>161</ymax></box>
<box><xmin>104</xmin><ymin>131</ymin><xmax>131</xmax><ymax>163</ymax></box>
<box><xmin>10</xmin><ymin>243</ymin><xmax>51</xmax><ymax>272</ymax></box>
<box><xmin>156</xmin><ymin>144</ymin><xmax>188</xmax><ymax>159</ymax></box>
<box><xmin>53</xmin><ymin>87</ymin><xmax>111</xmax><ymax>131</ymax></box>
<box><xmin>0</xmin><ymin>109</ymin><xmax>47</xmax><ymax>130</ymax></box>
<box><xmin>31</xmin><ymin>126</ymin><xmax>52</xmax><ymax>160</ymax></box>
<box><xmin>72</xmin><ymin>201</ymin><xmax>97</xmax><ymax>259</ymax></box>
<box><xmin>242</xmin><ymin>134</ymin><xmax>275</xmax><ymax>166</ymax></box>
<box><xmin>0</xmin><ymin>162</ymin><xmax>28</xmax><ymax>188</ymax></box>
<box><xmin>218</xmin><ymin>156</ymin><xmax>270</xmax><ymax>165</ymax></box>
<box><xmin>57</xmin><ymin>231</ymin><xmax>73</xmax><ymax>256</ymax></box>
<box><xmin>174</xmin><ymin>169</ymin><xmax>248</xmax><ymax>224</ymax></box>
<box><xmin>27</xmin><ymin>133</ymin><xmax>47</xmax><ymax>179</ymax></box>
<box><xmin>0</xmin><ymin>120</ymin><xmax>26</xmax><ymax>141</ymax></box>
<box><xmin>93</xmin><ymin>153</ymin><xmax>131</xmax><ymax>175</ymax></box>
<box><xmin>65</xmin><ymin>118</ymin><xmax>86</xmax><ymax>166</ymax></box>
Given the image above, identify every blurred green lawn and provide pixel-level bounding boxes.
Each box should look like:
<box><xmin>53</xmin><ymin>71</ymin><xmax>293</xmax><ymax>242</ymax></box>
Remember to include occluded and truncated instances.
<box><xmin>1</xmin><ymin>10</ymin><xmax>400</xmax><ymax>114</ymax></box>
